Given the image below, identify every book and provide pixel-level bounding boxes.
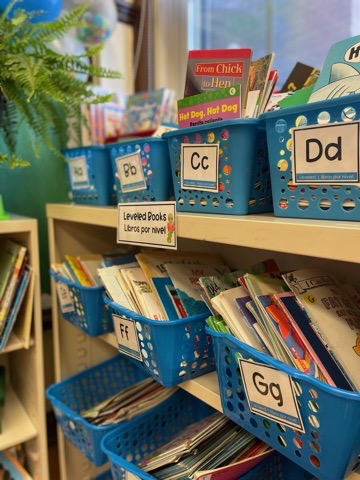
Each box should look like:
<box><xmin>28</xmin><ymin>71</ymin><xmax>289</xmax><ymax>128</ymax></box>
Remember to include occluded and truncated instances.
<box><xmin>282</xmin><ymin>268</ymin><xmax>360</xmax><ymax>391</ymax></box>
<box><xmin>273</xmin><ymin>292</ymin><xmax>354</xmax><ymax>391</ymax></box>
<box><xmin>0</xmin><ymin>239</ymin><xmax>23</xmax><ymax>302</ymax></box>
<box><xmin>245</xmin><ymin>53</ymin><xmax>274</xmax><ymax>118</ymax></box>
<box><xmin>0</xmin><ymin>244</ymin><xmax>27</xmax><ymax>332</ymax></box>
<box><xmin>309</xmin><ymin>35</ymin><xmax>360</xmax><ymax>102</ymax></box>
<box><xmin>13</xmin><ymin>265</ymin><xmax>35</xmax><ymax>349</ymax></box>
<box><xmin>151</xmin><ymin>277</ymin><xmax>181</xmax><ymax>320</ymax></box>
<box><xmin>184</xmin><ymin>48</ymin><xmax>252</xmax><ymax>113</ymax></box>
<box><xmin>280</xmin><ymin>61</ymin><xmax>320</xmax><ymax>93</ymax></box>
<box><xmin>76</xmin><ymin>253</ymin><xmax>103</xmax><ymax>286</ymax></box>
<box><xmin>97</xmin><ymin>263</ymin><xmax>138</xmax><ymax>309</ymax></box>
<box><xmin>64</xmin><ymin>254</ymin><xmax>93</xmax><ymax>287</ymax></box>
<box><xmin>0</xmin><ymin>449</ymin><xmax>33</xmax><ymax>479</ymax></box>
<box><xmin>165</xmin><ymin>263</ymin><xmax>231</xmax><ymax>317</ymax></box>
<box><xmin>234</xmin><ymin>296</ymin><xmax>270</xmax><ymax>354</ymax></box>
<box><xmin>177</xmin><ymin>85</ymin><xmax>242</xmax><ymax>128</ymax></box>
<box><xmin>165</xmin><ymin>283</ymin><xmax>188</xmax><ymax>318</ymax></box>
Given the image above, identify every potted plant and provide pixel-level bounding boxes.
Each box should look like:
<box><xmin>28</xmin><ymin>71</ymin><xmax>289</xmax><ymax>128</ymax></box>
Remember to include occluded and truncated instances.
<box><xmin>0</xmin><ymin>0</ymin><xmax>122</xmax><ymax>167</ymax></box>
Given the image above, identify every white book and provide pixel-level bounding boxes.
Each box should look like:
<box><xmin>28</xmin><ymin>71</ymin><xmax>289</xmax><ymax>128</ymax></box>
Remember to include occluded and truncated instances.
<box><xmin>97</xmin><ymin>263</ymin><xmax>137</xmax><ymax>310</ymax></box>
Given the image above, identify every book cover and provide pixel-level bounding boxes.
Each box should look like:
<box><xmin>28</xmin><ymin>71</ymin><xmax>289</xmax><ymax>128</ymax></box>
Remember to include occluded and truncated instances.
<box><xmin>0</xmin><ymin>239</ymin><xmax>23</xmax><ymax>303</ymax></box>
<box><xmin>282</xmin><ymin>268</ymin><xmax>360</xmax><ymax>391</ymax></box>
<box><xmin>280</xmin><ymin>61</ymin><xmax>320</xmax><ymax>93</ymax></box>
<box><xmin>76</xmin><ymin>253</ymin><xmax>103</xmax><ymax>286</ymax></box>
<box><xmin>245</xmin><ymin>53</ymin><xmax>275</xmax><ymax>118</ymax></box>
<box><xmin>12</xmin><ymin>265</ymin><xmax>34</xmax><ymax>349</ymax></box>
<box><xmin>177</xmin><ymin>85</ymin><xmax>241</xmax><ymax>128</ymax></box>
<box><xmin>309</xmin><ymin>35</ymin><xmax>360</xmax><ymax>102</ymax></box>
<box><xmin>165</xmin><ymin>263</ymin><xmax>230</xmax><ymax>317</ymax></box>
<box><xmin>97</xmin><ymin>263</ymin><xmax>138</xmax><ymax>309</ymax></box>
<box><xmin>151</xmin><ymin>276</ymin><xmax>181</xmax><ymax>320</ymax></box>
<box><xmin>165</xmin><ymin>284</ymin><xmax>188</xmax><ymax>318</ymax></box>
<box><xmin>64</xmin><ymin>254</ymin><xmax>93</xmax><ymax>287</ymax></box>
<box><xmin>0</xmin><ymin>449</ymin><xmax>33</xmax><ymax>479</ymax></box>
<box><xmin>273</xmin><ymin>292</ymin><xmax>354</xmax><ymax>391</ymax></box>
<box><xmin>184</xmin><ymin>48</ymin><xmax>252</xmax><ymax>112</ymax></box>
<box><xmin>122</xmin><ymin>89</ymin><xmax>166</xmax><ymax>135</ymax></box>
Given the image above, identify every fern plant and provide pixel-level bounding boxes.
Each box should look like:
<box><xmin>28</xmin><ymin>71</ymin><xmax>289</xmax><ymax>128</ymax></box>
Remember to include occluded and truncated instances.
<box><xmin>0</xmin><ymin>0</ymin><xmax>122</xmax><ymax>167</ymax></box>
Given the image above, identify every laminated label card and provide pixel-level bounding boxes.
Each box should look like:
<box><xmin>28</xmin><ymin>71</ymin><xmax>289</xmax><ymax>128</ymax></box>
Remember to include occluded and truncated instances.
<box><xmin>181</xmin><ymin>144</ymin><xmax>219</xmax><ymax>191</ymax></box>
<box><xmin>115</xmin><ymin>151</ymin><xmax>147</xmax><ymax>193</ymax></box>
<box><xmin>68</xmin><ymin>156</ymin><xmax>90</xmax><ymax>190</ymax></box>
<box><xmin>113</xmin><ymin>314</ymin><xmax>142</xmax><ymax>361</ymax></box>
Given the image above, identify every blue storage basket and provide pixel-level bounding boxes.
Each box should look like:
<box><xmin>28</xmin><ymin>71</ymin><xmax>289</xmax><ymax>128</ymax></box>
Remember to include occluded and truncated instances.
<box><xmin>63</xmin><ymin>145</ymin><xmax>117</xmax><ymax>206</ymax></box>
<box><xmin>109</xmin><ymin>137</ymin><xmax>173</xmax><ymax>203</ymax></box>
<box><xmin>103</xmin><ymin>294</ymin><xmax>215</xmax><ymax>387</ymax></box>
<box><xmin>162</xmin><ymin>119</ymin><xmax>273</xmax><ymax>215</ymax></box>
<box><xmin>50</xmin><ymin>271</ymin><xmax>113</xmax><ymax>336</ymax></box>
<box><xmin>208</xmin><ymin>327</ymin><xmax>360</xmax><ymax>480</ymax></box>
<box><xmin>101</xmin><ymin>389</ymin><xmax>215</xmax><ymax>480</ymax></box>
<box><xmin>261</xmin><ymin>93</ymin><xmax>360</xmax><ymax>221</ymax></box>
<box><xmin>46</xmin><ymin>355</ymin><xmax>151</xmax><ymax>466</ymax></box>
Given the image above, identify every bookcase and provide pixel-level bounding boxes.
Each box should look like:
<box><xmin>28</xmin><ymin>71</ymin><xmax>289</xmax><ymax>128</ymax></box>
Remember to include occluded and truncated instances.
<box><xmin>0</xmin><ymin>214</ymin><xmax>49</xmax><ymax>480</ymax></box>
<box><xmin>46</xmin><ymin>203</ymin><xmax>360</xmax><ymax>480</ymax></box>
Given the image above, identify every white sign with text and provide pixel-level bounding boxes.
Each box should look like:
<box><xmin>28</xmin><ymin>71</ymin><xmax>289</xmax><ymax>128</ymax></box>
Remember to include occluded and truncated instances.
<box><xmin>117</xmin><ymin>201</ymin><xmax>177</xmax><ymax>249</ymax></box>
<box><xmin>116</xmin><ymin>151</ymin><xmax>147</xmax><ymax>193</ymax></box>
<box><xmin>68</xmin><ymin>156</ymin><xmax>90</xmax><ymax>190</ymax></box>
<box><xmin>113</xmin><ymin>314</ymin><xmax>142</xmax><ymax>361</ymax></box>
<box><xmin>181</xmin><ymin>143</ymin><xmax>219</xmax><ymax>191</ymax></box>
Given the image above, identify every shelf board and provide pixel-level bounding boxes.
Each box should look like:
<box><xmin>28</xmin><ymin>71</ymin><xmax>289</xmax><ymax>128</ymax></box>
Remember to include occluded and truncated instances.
<box><xmin>179</xmin><ymin>371</ymin><xmax>222</xmax><ymax>412</ymax></box>
<box><xmin>46</xmin><ymin>204</ymin><xmax>360</xmax><ymax>264</ymax></box>
<box><xmin>0</xmin><ymin>386</ymin><xmax>37</xmax><ymax>450</ymax></box>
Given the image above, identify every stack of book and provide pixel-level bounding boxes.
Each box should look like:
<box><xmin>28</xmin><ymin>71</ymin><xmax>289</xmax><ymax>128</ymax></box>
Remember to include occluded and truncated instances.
<box><xmin>202</xmin><ymin>262</ymin><xmax>360</xmax><ymax>392</ymax></box>
<box><xmin>137</xmin><ymin>411</ymin><xmax>272</xmax><ymax>480</ymax></box>
<box><xmin>0</xmin><ymin>238</ymin><xmax>33</xmax><ymax>350</ymax></box>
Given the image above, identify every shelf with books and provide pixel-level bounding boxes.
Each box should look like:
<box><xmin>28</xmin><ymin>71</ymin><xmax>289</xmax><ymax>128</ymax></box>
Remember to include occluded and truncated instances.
<box><xmin>46</xmin><ymin>203</ymin><xmax>360</xmax><ymax>480</ymax></box>
<box><xmin>0</xmin><ymin>214</ymin><xmax>49</xmax><ymax>480</ymax></box>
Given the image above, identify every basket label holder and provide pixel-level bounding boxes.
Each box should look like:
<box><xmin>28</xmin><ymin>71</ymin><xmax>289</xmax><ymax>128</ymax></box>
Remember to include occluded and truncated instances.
<box><xmin>56</xmin><ymin>282</ymin><xmax>75</xmax><ymax>314</ymax></box>
<box><xmin>115</xmin><ymin>150</ymin><xmax>147</xmax><ymax>193</ymax></box>
<box><xmin>292</xmin><ymin>121</ymin><xmax>360</xmax><ymax>185</ymax></box>
<box><xmin>238</xmin><ymin>358</ymin><xmax>305</xmax><ymax>433</ymax></box>
<box><xmin>68</xmin><ymin>155</ymin><xmax>90</xmax><ymax>190</ymax></box>
<box><xmin>112</xmin><ymin>314</ymin><xmax>142</xmax><ymax>361</ymax></box>
<box><xmin>181</xmin><ymin>143</ymin><xmax>219</xmax><ymax>191</ymax></box>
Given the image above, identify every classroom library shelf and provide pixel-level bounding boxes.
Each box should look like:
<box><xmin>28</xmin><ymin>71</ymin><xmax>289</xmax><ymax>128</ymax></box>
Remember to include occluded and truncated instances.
<box><xmin>46</xmin><ymin>203</ymin><xmax>360</xmax><ymax>480</ymax></box>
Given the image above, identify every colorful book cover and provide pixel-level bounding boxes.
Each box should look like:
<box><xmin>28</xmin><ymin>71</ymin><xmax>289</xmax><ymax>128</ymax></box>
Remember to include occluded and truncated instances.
<box><xmin>280</xmin><ymin>61</ymin><xmax>320</xmax><ymax>93</ymax></box>
<box><xmin>245</xmin><ymin>53</ymin><xmax>275</xmax><ymax>118</ymax></box>
<box><xmin>122</xmin><ymin>89</ymin><xmax>166</xmax><ymax>135</ymax></box>
<box><xmin>177</xmin><ymin>85</ymin><xmax>241</xmax><ymax>128</ymax></box>
<box><xmin>309</xmin><ymin>35</ymin><xmax>360</xmax><ymax>102</ymax></box>
<box><xmin>282</xmin><ymin>268</ymin><xmax>360</xmax><ymax>391</ymax></box>
<box><xmin>184</xmin><ymin>48</ymin><xmax>252</xmax><ymax>112</ymax></box>
<box><xmin>64</xmin><ymin>254</ymin><xmax>93</xmax><ymax>287</ymax></box>
<box><xmin>151</xmin><ymin>276</ymin><xmax>181</xmax><ymax>320</ymax></box>
<box><xmin>165</xmin><ymin>263</ymin><xmax>230</xmax><ymax>317</ymax></box>
<box><xmin>234</xmin><ymin>296</ymin><xmax>270</xmax><ymax>354</ymax></box>
<box><xmin>273</xmin><ymin>292</ymin><xmax>354</xmax><ymax>391</ymax></box>
<box><xmin>0</xmin><ymin>239</ymin><xmax>23</xmax><ymax>302</ymax></box>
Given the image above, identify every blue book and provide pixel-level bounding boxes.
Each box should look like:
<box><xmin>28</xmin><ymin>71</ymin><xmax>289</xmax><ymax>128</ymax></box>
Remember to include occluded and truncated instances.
<box><xmin>151</xmin><ymin>277</ymin><xmax>181</xmax><ymax>320</ymax></box>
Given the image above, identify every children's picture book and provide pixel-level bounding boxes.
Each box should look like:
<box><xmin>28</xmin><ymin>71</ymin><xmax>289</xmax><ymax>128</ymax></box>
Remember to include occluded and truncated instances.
<box><xmin>280</xmin><ymin>61</ymin><xmax>320</xmax><ymax>93</ymax></box>
<box><xmin>64</xmin><ymin>254</ymin><xmax>93</xmax><ymax>287</ymax></box>
<box><xmin>122</xmin><ymin>89</ymin><xmax>168</xmax><ymax>135</ymax></box>
<box><xmin>165</xmin><ymin>263</ymin><xmax>231</xmax><ymax>317</ymax></box>
<box><xmin>0</xmin><ymin>239</ymin><xmax>24</xmax><ymax>303</ymax></box>
<box><xmin>76</xmin><ymin>253</ymin><xmax>103</xmax><ymax>286</ymax></box>
<box><xmin>177</xmin><ymin>85</ymin><xmax>242</xmax><ymax>128</ymax></box>
<box><xmin>184</xmin><ymin>48</ymin><xmax>252</xmax><ymax>112</ymax></box>
<box><xmin>282</xmin><ymin>268</ymin><xmax>360</xmax><ymax>391</ymax></box>
<box><xmin>309</xmin><ymin>35</ymin><xmax>360</xmax><ymax>102</ymax></box>
<box><xmin>151</xmin><ymin>276</ymin><xmax>181</xmax><ymax>320</ymax></box>
<box><xmin>245</xmin><ymin>53</ymin><xmax>274</xmax><ymax>118</ymax></box>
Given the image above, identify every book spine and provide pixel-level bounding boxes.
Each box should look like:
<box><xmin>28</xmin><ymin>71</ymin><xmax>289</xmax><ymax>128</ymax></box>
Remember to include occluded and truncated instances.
<box><xmin>65</xmin><ymin>255</ymin><xmax>93</xmax><ymax>287</ymax></box>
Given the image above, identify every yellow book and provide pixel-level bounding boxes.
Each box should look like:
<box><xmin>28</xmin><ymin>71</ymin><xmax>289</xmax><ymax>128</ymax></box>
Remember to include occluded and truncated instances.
<box><xmin>65</xmin><ymin>254</ymin><xmax>93</xmax><ymax>287</ymax></box>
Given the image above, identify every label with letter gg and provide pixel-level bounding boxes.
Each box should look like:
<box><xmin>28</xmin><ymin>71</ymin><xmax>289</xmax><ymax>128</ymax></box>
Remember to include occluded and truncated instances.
<box><xmin>181</xmin><ymin>143</ymin><xmax>219</xmax><ymax>191</ymax></box>
<box><xmin>239</xmin><ymin>358</ymin><xmax>305</xmax><ymax>432</ymax></box>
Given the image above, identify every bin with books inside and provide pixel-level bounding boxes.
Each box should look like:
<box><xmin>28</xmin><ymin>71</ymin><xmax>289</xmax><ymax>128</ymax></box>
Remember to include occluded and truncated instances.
<box><xmin>162</xmin><ymin>118</ymin><xmax>273</xmax><ymax>215</ymax></box>
<box><xmin>109</xmin><ymin>135</ymin><xmax>174</xmax><ymax>203</ymax></box>
<box><xmin>101</xmin><ymin>388</ymin><xmax>312</xmax><ymax>480</ymax></box>
<box><xmin>46</xmin><ymin>355</ymin><xmax>178</xmax><ymax>466</ymax></box>
<box><xmin>260</xmin><ymin>93</ymin><xmax>360</xmax><ymax>221</ymax></box>
<box><xmin>63</xmin><ymin>144</ymin><xmax>117</xmax><ymax>206</ymax></box>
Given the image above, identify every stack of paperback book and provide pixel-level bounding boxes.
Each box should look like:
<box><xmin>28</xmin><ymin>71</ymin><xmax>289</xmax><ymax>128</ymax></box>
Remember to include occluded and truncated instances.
<box><xmin>201</xmin><ymin>262</ymin><xmax>360</xmax><ymax>392</ymax></box>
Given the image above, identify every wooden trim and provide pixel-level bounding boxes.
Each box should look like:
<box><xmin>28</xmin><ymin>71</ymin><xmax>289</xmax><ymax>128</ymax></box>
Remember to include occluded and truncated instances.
<box><xmin>114</xmin><ymin>0</ymin><xmax>138</xmax><ymax>25</ymax></box>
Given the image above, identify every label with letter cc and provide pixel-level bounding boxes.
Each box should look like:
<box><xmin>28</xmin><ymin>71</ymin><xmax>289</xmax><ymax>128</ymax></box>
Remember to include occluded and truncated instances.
<box><xmin>116</xmin><ymin>151</ymin><xmax>147</xmax><ymax>193</ymax></box>
<box><xmin>181</xmin><ymin>143</ymin><xmax>219</xmax><ymax>191</ymax></box>
<box><xmin>239</xmin><ymin>358</ymin><xmax>305</xmax><ymax>432</ymax></box>
<box><xmin>69</xmin><ymin>155</ymin><xmax>90</xmax><ymax>190</ymax></box>
<box><xmin>113</xmin><ymin>314</ymin><xmax>142</xmax><ymax>361</ymax></box>
<box><xmin>292</xmin><ymin>121</ymin><xmax>360</xmax><ymax>184</ymax></box>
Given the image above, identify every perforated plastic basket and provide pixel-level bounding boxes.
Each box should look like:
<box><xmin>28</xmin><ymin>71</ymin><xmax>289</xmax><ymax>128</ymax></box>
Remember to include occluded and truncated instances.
<box><xmin>46</xmin><ymin>355</ymin><xmax>151</xmax><ymax>466</ymax></box>
<box><xmin>103</xmin><ymin>294</ymin><xmax>215</xmax><ymax>387</ymax></box>
<box><xmin>162</xmin><ymin>119</ymin><xmax>273</xmax><ymax>215</ymax></box>
<box><xmin>208</xmin><ymin>327</ymin><xmax>360</xmax><ymax>480</ymax></box>
<box><xmin>63</xmin><ymin>145</ymin><xmax>117</xmax><ymax>206</ymax></box>
<box><xmin>109</xmin><ymin>137</ymin><xmax>173</xmax><ymax>203</ymax></box>
<box><xmin>101</xmin><ymin>391</ymin><xmax>311</xmax><ymax>480</ymax></box>
<box><xmin>261</xmin><ymin>93</ymin><xmax>360</xmax><ymax>221</ymax></box>
<box><xmin>50</xmin><ymin>271</ymin><xmax>113</xmax><ymax>336</ymax></box>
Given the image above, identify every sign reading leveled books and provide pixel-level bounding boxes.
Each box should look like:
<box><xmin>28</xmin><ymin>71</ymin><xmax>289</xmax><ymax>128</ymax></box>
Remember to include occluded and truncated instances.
<box><xmin>292</xmin><ymin>121</ymin><xmax>360</xmax><ymax>184</ymax></box>
<box><xmin>117</xmin><ymin>201</ymin><xmax>177</xmax><ymax>249</ymax></box>
<box><xmin>115</xmin><ymin>150</ymin><xmax>147</xmax><ymax>193</ymax></box>
<box><xmin>239</xmin><ymin>359</ymin><xmax>305</xmax><ymax>433</ymax></box>
<box><xmin>181</xmin><ymin>144</ymin><xmax>219</xmax><ymax>192</ymax></box>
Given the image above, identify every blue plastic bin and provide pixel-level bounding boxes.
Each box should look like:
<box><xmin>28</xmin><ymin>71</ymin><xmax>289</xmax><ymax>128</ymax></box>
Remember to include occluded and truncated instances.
<box><xmin>103</xmin><ymin>294</ymin><xmax>215</xmax><ymax>387</ymax></box>
<box><xmin>101</xmin><ymin>389</ymin><xmax>311</xmax><ymax>480</ymax></box>
<box><xmin>208</xmin><ymin>327</ymin><xmax>360</xmax><ymax>480</ymax></box>
<box><xmin>50</xmin><ymin>271</ymin><xmax>113</xmax><ymax>337</ymax></box>
<box><xmin>63</xmin><ymin>145</ymin><xmax>117</xmax><ymax>206</ymax></box>
<box><xmin>162</xmin><ymin>119</ymin><xmax>273</xmax><ymax>215</ymax></box>
<box><xmin>261</xmin><ymin>93</ymin><xmax>360</xmax><ymax>221</ymax></box>
<box><xmin>46</xmin><ymin>355</ymin><xmax>152</xmax><ymax>466</ymax></box>
<box><xmin>109</xmin><ymin>137</ymin><xmax>173</xmax><ymax>203</ymax></box>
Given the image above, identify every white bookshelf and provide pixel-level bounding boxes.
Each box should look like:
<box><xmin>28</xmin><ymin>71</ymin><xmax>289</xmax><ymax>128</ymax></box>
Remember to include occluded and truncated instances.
<box><xmin>46</xmin><ymin>203</ymin><xmax>360</xmax><ymax>480</ymax></box>
<box><xmin>0</xmin><ymin>215</ymin><xmax>49</xmax><ymax>480</ymax></box>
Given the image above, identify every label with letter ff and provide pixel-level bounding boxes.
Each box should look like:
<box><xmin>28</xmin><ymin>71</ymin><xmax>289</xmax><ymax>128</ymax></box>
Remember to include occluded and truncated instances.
<box><xmin>112</xmin><ymin>314</ymin><xmax>142</xmax><ymax>361</ymax></box>
<box><xmin>239</xmin><ymin>359</ymin><xmax>305</xmax><ymax>432</ymax></box>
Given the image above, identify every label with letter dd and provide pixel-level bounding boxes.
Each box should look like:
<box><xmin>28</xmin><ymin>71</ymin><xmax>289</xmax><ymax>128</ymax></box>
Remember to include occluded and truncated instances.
<box><xmin>112</xmin><ymin>314</ymin><xmax>142</xmax><ymax>361</ymax></box>
<box><xmin>239</xmin><ymin>359</ymin><xmax>305</xmax><ymax>432</ymax></box>
<box><xmin>68</xmin><ymin>155</ymin><xmax>90</xmax><ymax>190</ymax></box>
<box><xmin>115</xmin><ymin>150</ymin><xmax>147</xmax><ymax>193</ymax></box>
<box><xmin>181</xmin><ymin>143</ymin><xmax>219</xmax><ymax>191</ymax></box>
<box><xmin>292</xmin><ymin>121</ymin><xmax>360</xmax><ymax>185</ymax></box>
